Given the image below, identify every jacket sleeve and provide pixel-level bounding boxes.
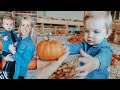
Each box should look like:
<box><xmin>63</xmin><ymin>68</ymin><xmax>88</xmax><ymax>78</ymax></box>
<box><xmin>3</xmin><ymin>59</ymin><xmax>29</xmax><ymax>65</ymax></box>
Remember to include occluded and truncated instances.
<box><xmin>94</xmin><ymin>47</ymin><xmax>113</xmax><ymax>69</ymax></box>
<box><xmin>1</xmin><ymin>31</ymin><xmax>7</xmax><ymax>38</ymax></box>
<box><xmin>64</xmin><ymin>42</ymin><xmax>83</xmax><ymax>55</ymax></box>
<box><xmin>12</xmin><ymin>43</ymin><xmax>35</xmax><ymax>68</ymax></box>
<box><xmin>1</xmin><ymin>31</ymin><xmax>8</xmax><ymax>60</ymax></box>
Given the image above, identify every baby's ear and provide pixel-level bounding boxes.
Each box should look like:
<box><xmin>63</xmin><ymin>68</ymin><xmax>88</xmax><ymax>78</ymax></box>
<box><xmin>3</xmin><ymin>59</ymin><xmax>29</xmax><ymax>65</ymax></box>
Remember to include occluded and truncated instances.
<box><xmin>105</xmin><ymin>29</ymin><xmax>112</xmax><ymax>38</ymax></box>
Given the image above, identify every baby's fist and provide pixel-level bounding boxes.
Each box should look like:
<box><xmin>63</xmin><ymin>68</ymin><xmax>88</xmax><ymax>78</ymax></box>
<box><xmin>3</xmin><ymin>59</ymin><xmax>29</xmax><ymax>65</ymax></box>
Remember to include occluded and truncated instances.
<box><xmin>3</xmin><ymin>36</ymin><xmax>9</xmax><ymax>41</ymax></box>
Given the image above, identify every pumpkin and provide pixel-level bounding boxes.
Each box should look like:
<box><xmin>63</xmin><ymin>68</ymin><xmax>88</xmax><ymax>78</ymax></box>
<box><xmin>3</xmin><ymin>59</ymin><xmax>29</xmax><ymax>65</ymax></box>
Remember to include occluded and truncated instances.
<box><xmin>0</xmin><ymin>39</ymin><xmax>2</xmax><ymax>51</ymax></box>
<box><xmin>112</xmin><ymin>54</ymin><xmax>120</xmax><ymax>60</ymax></box>
<box><xmin>28</xmin><ymin>58</ymin><xmax>37</xmax><ymax>70</ymax></box>
<box><xmin>0</xmin><ymin>60</ymin><xmax>2</xmax><ymax>69</ymax></box>
<box><xmin>1</xmin><ymin>60</ymin><xmax>6</xmax><ymax>69</ymax></box>
<box><xmin>37</xmin><ymin>33</ymin><xmax>65</xmax><ymax>61</ymax></box>
<box><xmin>111</xmin><ymin>58</ymin><xmax>118</xmax><ymax>66</ymax></box>
<box><xmin>68</xmin><ymin>35</ymin><xmax>84</xmax><ymax>44</ymax></box>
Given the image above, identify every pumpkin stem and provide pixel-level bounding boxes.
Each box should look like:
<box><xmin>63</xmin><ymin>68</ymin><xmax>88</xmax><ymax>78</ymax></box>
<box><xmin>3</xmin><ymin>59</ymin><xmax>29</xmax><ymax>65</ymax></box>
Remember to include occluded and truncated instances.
<box><xmin>47</xmin><ymin>32</ymin><xmax>52</xmax><ymax>42</ymax></box>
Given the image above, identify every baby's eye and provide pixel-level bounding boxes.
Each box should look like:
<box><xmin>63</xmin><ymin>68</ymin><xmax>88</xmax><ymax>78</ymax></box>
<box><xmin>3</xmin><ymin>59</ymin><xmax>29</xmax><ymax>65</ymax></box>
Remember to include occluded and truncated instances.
<box><xmin>22</xmin><ymin>24</ymin><xmax>24</xmax><ymax>26</ymax></box>
<box><xmin>94</xmin><ymin>31</ymin><xmax>99</xmax><ymax>34</ymax></box>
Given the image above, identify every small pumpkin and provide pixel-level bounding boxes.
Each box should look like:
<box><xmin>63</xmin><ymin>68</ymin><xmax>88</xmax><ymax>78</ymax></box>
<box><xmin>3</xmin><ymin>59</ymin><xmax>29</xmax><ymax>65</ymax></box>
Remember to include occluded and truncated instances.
<box><xmin>0</xmin><ymin>60</ymin><xmax>2</xmax><ymax>69</ymax></box>
<box><xmin>0</xmin><ymin>39</ymin><xmax>2</xmax><ymax>51</ymax></box>
<box><xmin>68</xmin><ymin>35</ymin><xmax>84</xmax><ymax>44</ymax></box>
<box><xmin>37</xmin><ymin>33</ymin><xmax>65</xmax><ymax>61</ymax></box>
<box><xmin>1</xmin><ymin>60</ymin><xmax>6</xmax><ymax>69</ymax></box>
<box><xmin>28</xmin><ymin>58</ymin><xmax>37</xmax><ymax>70</ymax></box>
<box><xmin>111</xmin><ymin>58</ymin><xmax>118</xmax><ymax>66</ymax></box>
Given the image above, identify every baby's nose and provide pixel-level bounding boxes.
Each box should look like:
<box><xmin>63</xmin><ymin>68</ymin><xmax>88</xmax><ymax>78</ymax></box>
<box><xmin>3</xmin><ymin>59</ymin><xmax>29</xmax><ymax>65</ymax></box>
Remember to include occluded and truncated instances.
<box><xmin>88</xmin><ymin>32</ymin><xmax>93</xmax><ymax>38</ymax></box>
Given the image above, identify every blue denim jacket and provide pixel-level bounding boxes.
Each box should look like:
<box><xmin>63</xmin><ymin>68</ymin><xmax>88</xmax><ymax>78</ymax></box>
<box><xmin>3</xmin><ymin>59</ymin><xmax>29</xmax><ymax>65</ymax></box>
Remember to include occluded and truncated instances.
<box><xmin>12</xmin><ymin>35</ymin><xmax>36</xmax><ymax>79</ymax></box>
<box><xmin>65</xmin><ymin>39</ymin><xmax>113</xmax><ymax>79</ymax></box>
<box><xmin>1</xmin><ymin>29</ymin><xmax>20</xmax><ymax>59</ymax></box>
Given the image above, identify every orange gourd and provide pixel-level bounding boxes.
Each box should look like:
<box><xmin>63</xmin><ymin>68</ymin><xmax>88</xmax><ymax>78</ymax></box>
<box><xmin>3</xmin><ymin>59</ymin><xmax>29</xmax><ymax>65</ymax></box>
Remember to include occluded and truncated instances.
<box><xmin>28</xmin><ymin>58</ymin><xmax>37</xmax><ymax>70</ymax></box>
<box><xmin>0</xmin><ymin>60</ymin><xmax>2</xmax><ymax>69</ymax></box>
<box><xmin>111</xmin><ymin>58</ymin><xmax>118</xmax><ymax>66</ymax></box>
<box><xmin>68</xmin><ymin>35</ymin><xmax>84</xmax><ymax>44</ymax></box>
<box><xmin>1</xmin><ymin>60</ymin><xmax>6</xmax><ymax>69</ymax></box>
<box><xmin>37</xmin><ymin>33</ymin><xmax>65</xmax><ymax>61</ymax></box>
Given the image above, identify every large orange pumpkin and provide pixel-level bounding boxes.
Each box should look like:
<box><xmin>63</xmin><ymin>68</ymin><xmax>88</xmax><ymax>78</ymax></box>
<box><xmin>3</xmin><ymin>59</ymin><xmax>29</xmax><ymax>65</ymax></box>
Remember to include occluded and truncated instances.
<box><xmin>0</xmin><ymin>39</ymin><xmax>2</xmax><ymax>51</ymax></box>
<box><xmin>27</xmin><ymin>58</ymin><xmax>37</xmax><ymax>70</ymax></box>
<box><xmin>37</xmin><ymin>36</ymin><xmax>65</xmax><ymax>61</ymax></box>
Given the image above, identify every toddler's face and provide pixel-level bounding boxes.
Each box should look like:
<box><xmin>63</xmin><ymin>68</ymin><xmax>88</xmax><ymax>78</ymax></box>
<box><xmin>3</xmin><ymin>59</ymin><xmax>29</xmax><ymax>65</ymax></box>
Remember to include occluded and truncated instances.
<box><xmin>84</xmin><ymin>17</ymin><xmax>107</xmax><ymax>45</ymax></box>
<box><xmin>3</xmin><ymin>20</ymin><xmax>14</xmax><ymax>31</ymax></box>
<box><xmin>21</xmin><ymin>20</ymin><xmax>32</xmax><ymax>37</ymax></box>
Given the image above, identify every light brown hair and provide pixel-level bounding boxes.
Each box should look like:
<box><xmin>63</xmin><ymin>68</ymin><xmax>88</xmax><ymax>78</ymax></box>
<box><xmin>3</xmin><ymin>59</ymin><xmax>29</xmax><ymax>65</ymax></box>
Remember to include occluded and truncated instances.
<box><xmin>3</xmin><ymin>14</ymin><xmax>15</xmax><ymax>24</ymax></box>
<box><xmin>84</xmin><ymin>11</ymin><xmax>112</xmax><ymax>33</ymax></box>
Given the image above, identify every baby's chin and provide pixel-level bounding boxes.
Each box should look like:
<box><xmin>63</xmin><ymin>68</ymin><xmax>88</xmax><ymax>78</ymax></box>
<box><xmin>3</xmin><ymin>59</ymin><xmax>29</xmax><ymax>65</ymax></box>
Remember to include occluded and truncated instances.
<box><xmin>86</xmin><ymin>41</ymin><xmax>97</xmax><ymax>45</ymax></box>
<box><xmin>6</xmin><ymin>29</ymin><xmax>13</xmax><ymax>31</ymax></box>
<box><xmin>87</xmin><ymin>42</ymin><xmax>94</xmax><ymax>45</ymax></box>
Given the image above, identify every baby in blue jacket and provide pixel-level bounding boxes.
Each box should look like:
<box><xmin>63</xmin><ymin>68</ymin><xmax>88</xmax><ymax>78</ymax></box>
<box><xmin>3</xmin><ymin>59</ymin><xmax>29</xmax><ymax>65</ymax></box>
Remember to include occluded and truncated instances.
<box><xmin>0</xmin><ymin>15</ymin><xmax>19</xmax><ymax>79</ymax></box>
<box><xmin>65</xmin><ymin>11</ymin><xmax>113</xmax><ymax>79</ymax></box>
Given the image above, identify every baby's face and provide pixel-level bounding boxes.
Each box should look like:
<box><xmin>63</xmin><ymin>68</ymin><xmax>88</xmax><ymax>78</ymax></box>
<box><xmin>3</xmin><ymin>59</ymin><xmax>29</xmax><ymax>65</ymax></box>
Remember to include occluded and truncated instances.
<box><xmin>3</xmin><ymin>19</ymin><xmax>14</xmax><ymax>31</ymax></box>
<box><xmin>84</xmin><ymin>17</ymin><xmax>107</xmax><ymax>45</ymax></box>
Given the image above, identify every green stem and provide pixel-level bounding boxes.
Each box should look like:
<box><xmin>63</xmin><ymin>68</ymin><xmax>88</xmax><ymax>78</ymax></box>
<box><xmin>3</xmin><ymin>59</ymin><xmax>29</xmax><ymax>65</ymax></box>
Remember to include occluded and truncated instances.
<box><xmin>47</xmin><ymin>33</ymin><xmax>50</xmax><ymax>42</ymax></box>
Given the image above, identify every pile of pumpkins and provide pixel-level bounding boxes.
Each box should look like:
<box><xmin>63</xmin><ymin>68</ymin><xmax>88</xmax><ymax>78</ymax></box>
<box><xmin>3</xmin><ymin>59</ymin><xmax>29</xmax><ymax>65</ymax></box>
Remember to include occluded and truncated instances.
<box><xmin>51</xmin><ymin>30</ymin><xmax>64</xmax><ymax>34</ymax></box>
<box><xmin>68</xmin><ymin>34</ymin><xmax>84</xmax><ymax>44</ymax></box>
<box><xmin>111</xmin><ymin>54</ymin><xmax>120</xmax><ymax>66</ymax></box>
<box><xmin>49</xmin><ymin>62</ymin><xmax>76</xmax><ymax>79</ymax></box>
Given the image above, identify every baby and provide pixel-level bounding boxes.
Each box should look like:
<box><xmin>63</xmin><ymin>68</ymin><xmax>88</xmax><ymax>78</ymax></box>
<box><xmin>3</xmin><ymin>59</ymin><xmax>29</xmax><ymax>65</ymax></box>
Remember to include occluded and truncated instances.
<box><xmin>65</xmin><ymin>11</ymin><xmax>113</xmax><ymax>79</ymax></box>
<box><xmin>0</xmin><ymin>15</ymin><xmax>19</xmax><ymax>79</ymax></box>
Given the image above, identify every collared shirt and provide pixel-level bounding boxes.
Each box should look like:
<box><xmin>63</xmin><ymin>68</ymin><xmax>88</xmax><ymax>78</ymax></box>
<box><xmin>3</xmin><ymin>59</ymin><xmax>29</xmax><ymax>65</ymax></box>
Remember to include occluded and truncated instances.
<box><xmin>65</xmin><ymin>39</ymin><xmax>113</xmax><ymax>79</ymax></box>
<box><xmin>12</xmin><ymin>35</ymin><xmax>36</xmax><ymax>79</ymax></box>
<box><xmin>1</xmin><ymin>29</ymin><xmax>20</xmax><ymax>59</ymax></box>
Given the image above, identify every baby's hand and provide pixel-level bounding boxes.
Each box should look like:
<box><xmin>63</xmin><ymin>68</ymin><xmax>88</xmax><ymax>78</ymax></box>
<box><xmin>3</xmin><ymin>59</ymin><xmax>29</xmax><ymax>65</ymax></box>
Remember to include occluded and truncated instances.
<box><xmin>14</xmin><ymin>42</ymin><xmax>18</xmax><ymax>46</ymax></box>
<box><xmin>4</xmin><ymin>54</ymin><xmax>14</xmax><ymax>62</ymax></box>
<box><xmin>10</xmin><ymin>57</ymin><xmax>14</xmax><ymax>62</ymax></box>
<box><xmin>8</xmin><ymin>44</ymin><xmax>16</xmax><ymax>54</ymax></box>
<box><xmin>3</xmin><ymin>35</ymin><xmax>9</xmax><ymax>41</ymax></box>
<box><xmin>73</xmin><ymin>49</ymin><xmax>100</xmax><ymax>79</ymax></box>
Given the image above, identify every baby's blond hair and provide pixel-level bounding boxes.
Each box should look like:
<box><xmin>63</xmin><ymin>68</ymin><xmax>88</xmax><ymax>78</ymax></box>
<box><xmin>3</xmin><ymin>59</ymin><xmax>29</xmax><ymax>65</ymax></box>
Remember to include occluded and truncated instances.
<box><xmin>3</xmin><ymin>14</ymin><xmax>15</xmax><ymax>24</ymax></box>
<box><xmin>84</xmin><ymin>11</ymin><xmax>112</xmax><ymax>33</ymax></box>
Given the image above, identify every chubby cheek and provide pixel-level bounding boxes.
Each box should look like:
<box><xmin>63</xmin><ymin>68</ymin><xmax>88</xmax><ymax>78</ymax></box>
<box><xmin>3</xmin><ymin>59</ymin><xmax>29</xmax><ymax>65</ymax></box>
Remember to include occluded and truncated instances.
<box><xmin>84</xmin><ymin>33</ymin><xmax>88</xmax><ymax>42</ymax></box>
<box><xmin>94</xmin><ymin>38</ymin><xmax>99</xmax><ymax>43</ymax></box>
<box><xmin>94</xmin><ymin>37</ymin><xmax>103</xmax><ymax>44</ymax></box>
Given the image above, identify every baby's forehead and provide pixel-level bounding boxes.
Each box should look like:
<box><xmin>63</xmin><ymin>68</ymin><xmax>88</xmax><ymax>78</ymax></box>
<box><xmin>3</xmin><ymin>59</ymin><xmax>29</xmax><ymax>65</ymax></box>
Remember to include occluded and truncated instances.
<box><xmin>85</xmin><ymin>17</ymin><xmax>106</xmax><ymax>27</ymax></box>
<box><xmin>4</xmin><ymin>19</ymin><xmax>14</xmax><ymax>21</ymax></box>
<box><xmin>88</xmin><ymin>16</ymin><xmax>105</xmax><ymax>21</ymax></box>
<box><xmin>4</xmin><ymin>19</ymin><xmax>14</xmax><ymax>23</ymax></box>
